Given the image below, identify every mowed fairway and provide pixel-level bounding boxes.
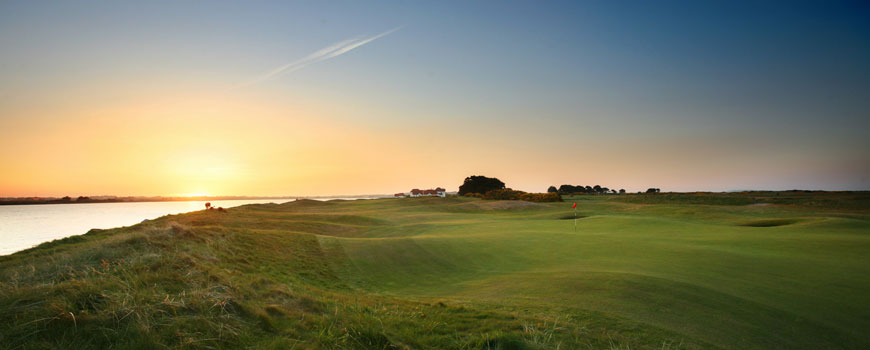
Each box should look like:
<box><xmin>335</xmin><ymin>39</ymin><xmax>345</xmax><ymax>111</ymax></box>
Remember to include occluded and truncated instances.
<box><xmin>318</xmin><ymin>194</ymin><xmax>870</xmax><ymax>349</ymax></box>
<box><xmin>1</xmin><ymin>193</ymin><xmax>868</xmax><ymax>349</ymax></box>
<box><xmin>314</xmin><ymin>196</ymin><xmax>870</xmax><ymax>349</ymax></box>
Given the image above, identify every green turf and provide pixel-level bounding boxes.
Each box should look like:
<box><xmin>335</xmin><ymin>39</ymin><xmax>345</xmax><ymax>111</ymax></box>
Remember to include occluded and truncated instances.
<box><xmin>1</xmin><ymin>193</ymin><xmax>868</xmax><ymax>349</ymax></box>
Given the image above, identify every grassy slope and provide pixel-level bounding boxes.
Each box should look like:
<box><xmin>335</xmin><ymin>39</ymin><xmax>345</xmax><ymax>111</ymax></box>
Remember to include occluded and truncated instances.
<box><xmin>1</xmin><ymin>193</ymin><xmax>869</xmax><ymax>349</ymax></box>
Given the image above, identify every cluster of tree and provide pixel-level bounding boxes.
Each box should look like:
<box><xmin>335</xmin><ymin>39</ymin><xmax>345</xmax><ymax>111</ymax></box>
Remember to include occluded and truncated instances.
<box><xmin>458</xmin><ymin>175</ymin><xmax>505</xmax><ymax>195</ymax></box>
<box><xmin>646</xmin><ymin>188</ymin><xmax>661</xmax><ymax>193</ymax></box>
<box><xmin>47</xmin><ymin>196</ymin><xmax>74</xmax><ymax>203</ymax></box>
<box><xmin>548</xmin><ymin>185</ymin><xmax>626</xmax><ymax>195</ymax></box>
<box><xmin>53</xmin><ymin>196</ymin><xmax>96</xmax><ymax>202</ymax></box>
<box><xmin>458</xmin><ymin>175</ymin><xmax>561</xmax><ymax>202</ymax></box>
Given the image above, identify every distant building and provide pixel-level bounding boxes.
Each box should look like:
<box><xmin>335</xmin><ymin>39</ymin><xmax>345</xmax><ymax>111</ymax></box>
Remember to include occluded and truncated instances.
<box><xmin>402</xmin><ymin>187</ymin><xmax>446</xmax><ymax>198</ymax></box>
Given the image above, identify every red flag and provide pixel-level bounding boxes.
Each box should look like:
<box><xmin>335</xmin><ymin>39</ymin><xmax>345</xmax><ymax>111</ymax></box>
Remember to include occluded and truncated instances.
<box><xmin>572</xmin><ymin>202</ymin><xmax>577</xmax><ymax>209</ymax></box>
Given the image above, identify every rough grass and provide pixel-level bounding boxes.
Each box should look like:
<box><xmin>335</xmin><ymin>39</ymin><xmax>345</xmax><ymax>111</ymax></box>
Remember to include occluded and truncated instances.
<box><xmin>1</xmin><ymin>192</ymin><xmax>869</xmax><ymax>349</ymax></box>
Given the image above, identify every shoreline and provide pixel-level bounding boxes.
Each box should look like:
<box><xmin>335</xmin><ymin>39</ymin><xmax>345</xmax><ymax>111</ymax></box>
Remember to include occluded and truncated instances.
<box><xmin>0</xmin><ymin>194</ymin><xmax>394</xmax><ymax>206</ymax></box>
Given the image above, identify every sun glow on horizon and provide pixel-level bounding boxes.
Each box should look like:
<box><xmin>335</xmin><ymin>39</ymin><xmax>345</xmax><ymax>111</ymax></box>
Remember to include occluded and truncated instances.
<box><xmin>177</xmin><ymin>192</ymin><xmax>211</xmax><ymax>198</ymax></box>
<box><xmin>0</xmin><ymin>1</ymin><xmax>867</xmax><ymax>197</ymax></box>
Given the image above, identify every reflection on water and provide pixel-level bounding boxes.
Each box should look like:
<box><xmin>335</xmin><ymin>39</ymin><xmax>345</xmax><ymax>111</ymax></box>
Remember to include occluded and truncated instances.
<box><xmin>0</xmin><ymin>199</ymin><xmax>291</xmax><ymax>255</ymax></box>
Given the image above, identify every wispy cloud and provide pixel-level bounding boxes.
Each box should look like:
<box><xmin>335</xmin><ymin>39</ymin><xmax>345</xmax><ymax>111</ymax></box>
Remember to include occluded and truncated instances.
<box><xmin>236</xmin><ymin>27</ymin><xmax>401</xmax><ymax>88</ymax></box>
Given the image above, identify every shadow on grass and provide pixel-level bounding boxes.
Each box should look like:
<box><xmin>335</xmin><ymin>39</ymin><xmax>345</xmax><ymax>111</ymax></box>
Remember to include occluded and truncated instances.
<box><xmin>557</xmin><ymin>215</ymin><xmax>588</xmax><ymax>220</ymax></box>
<box><xmin>738</xmin><ymin>219</ymin><xmax>797</xmax><ymax>227</ymax></box>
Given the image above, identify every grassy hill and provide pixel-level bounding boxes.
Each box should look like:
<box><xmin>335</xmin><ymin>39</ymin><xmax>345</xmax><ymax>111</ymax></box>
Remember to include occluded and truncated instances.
<box><xmin>2</xmin><ymin>193</ymin><xmax>869</xmax><ymax>349</ymax></box>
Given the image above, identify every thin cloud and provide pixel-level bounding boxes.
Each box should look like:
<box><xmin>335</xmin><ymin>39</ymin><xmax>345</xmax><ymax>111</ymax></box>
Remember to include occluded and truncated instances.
<box><xmin>236</xmin><ymin>27</ymin><xmax>401</xmax><ymax>88</ymax></box>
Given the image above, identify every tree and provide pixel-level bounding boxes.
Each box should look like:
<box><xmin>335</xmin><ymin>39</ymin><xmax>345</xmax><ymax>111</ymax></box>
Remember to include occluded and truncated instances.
<box><xmin>205</xmin><ymin>202</ymin><xmax>212</xmax><ymax>210</ymax></box>
<box><xmin>646</xmin><ymin>188</ymin><xmax>660</xmax><ymax>193</ymax></box>
<box><xmin>547</xmin><ymin>186</ymin><xmax>558</xmax><ymax>193</ymax></box>
<box><xmin>458</xmin><ymin>175</ymin><xmax>505</xmax><ymax>195</ymax></box>
<box><xmin>557</xmin><ymin>185</ymin><xmax>590</xmax><ymax>194</ymax></box>
<box><xmin>619</xmin><ymin>189</ymin><xmax>626</xmax><ymax>194</ymax></box>
<box><xmin>611</xmin><ymin>189</ymin><xmax>617</xmax><ymax>194</ymax></box>
<box><xmin>585</xmin><ymin>186</ymin><xmax>592</xmax><ymax>193</ymax></box>
<box><xmin>593</xmin><ymin>185</ymin><xmax>602</xmax><ymax>194</ymax></box>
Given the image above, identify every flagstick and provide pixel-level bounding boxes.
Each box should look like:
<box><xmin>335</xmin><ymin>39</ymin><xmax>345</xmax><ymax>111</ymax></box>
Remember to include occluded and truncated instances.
<box><xmin>573</xmin><ymin>206</ymin><xmax>577</xmax><ymax>232</ymax></box>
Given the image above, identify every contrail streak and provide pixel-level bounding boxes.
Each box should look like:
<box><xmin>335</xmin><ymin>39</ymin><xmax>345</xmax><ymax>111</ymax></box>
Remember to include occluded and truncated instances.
<box><xmin>236</xmin><ymin>27</ymin><xmax>401</xmax><ymax>88</ymax></box>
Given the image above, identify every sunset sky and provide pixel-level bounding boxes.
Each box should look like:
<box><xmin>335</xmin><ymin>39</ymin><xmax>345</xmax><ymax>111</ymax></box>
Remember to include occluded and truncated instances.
<box><xmin>1</xmin><ymin>1</ymin><xmax>868</xmax><ymax>197</ymax></box>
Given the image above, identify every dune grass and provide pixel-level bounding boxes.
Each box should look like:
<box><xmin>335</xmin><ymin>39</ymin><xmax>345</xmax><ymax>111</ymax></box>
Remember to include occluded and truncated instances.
<box><xmin>1</xmin><ymin>193</ymin><xmax>868</xmax><ymax>349</ymax></box>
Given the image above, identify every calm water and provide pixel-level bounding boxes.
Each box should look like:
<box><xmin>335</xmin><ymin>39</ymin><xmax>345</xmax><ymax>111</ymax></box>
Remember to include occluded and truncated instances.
<box><xmin>0</xmin><ymin>199</ymin><xmax>294</xmax><ymax>256</ymax></box>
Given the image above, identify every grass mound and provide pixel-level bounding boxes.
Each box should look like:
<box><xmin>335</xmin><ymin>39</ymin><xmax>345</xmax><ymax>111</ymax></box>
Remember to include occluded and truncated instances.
<box><xmin>280</xmin><ymin>198</ymin><xmax>336</xmax><ymax>207</ymax></box>
<box><xmin>609</xmin><ymin>193</ymin><xmax>756</xmax><ymax>206</ymax></box>
<box><xmin>450</xmin><ymin>200</ymin><xmax>549</xmax><ymax>212</ymax></box>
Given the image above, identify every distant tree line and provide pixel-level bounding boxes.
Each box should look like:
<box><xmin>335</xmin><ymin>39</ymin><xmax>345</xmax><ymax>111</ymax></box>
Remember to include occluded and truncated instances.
<box><xmin>547</xmin><ymin>185</ymin><xmax>664</xmax><ymax>195</ymax></box>
<box><xmin>548</xmin><ymin>185</ymin><xmax>626</xmax><ymax>195</ymax></box>
<box><xmin>1</xmin><ymin>195</ymin><xmax>292</xmax><ymax>206</ymax></box>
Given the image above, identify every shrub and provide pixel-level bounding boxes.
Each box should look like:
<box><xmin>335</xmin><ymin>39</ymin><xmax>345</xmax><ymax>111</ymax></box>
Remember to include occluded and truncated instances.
<box><xmin>481</xmin><ymin>190</ymin><xmax>562</xmax><ymax>202</ymax></box>
<box><xmin>483</xmin><ymin>189</ymin><xmax>525</xmax><ymax>200</ymax></box>
<box><xmin>520</xmin><ymin>192</ymin><xmax>562</xmax><ymax>202</ymax></box>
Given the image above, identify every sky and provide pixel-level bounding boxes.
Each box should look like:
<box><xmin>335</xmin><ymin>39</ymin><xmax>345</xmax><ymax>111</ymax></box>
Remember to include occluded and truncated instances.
<box><xmin>0</xmin><ymin>0</ymin><xmax>868</xmax><ymax>197</ymax></box>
